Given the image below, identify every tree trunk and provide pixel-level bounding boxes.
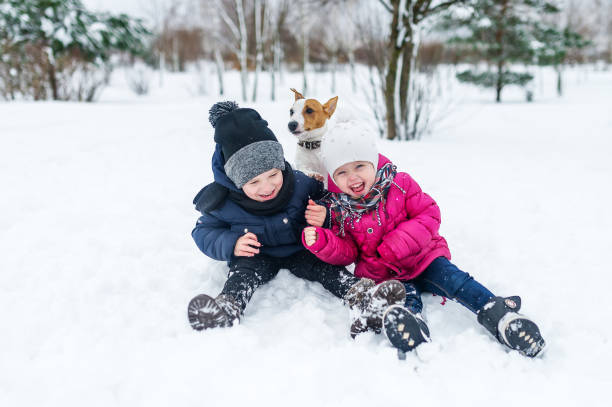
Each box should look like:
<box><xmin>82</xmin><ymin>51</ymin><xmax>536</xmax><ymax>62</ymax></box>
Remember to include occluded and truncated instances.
<box><xmin>348</xmin><ymin>49</ymin><xmax>356</xmax><ymax>93</ymax></box>
<box><xmin>555</xmin><ymin>65</ymin><xmax>563</xmax><ymax>96</ymax></box>
<box><xmin>302</xmin><ymin>33</ymin><xmax>309</xmax><ymax>94</ymax></box>
<box><xmin>159</xmin><ymin>52</ymin><xmax>165</xmax><ymax>87</ymax></box>
<box><xmin>271</xmin><ymin>36</ymin><xmax>281</xmax><ymax>101</ymax></box>
<box><xmin>173</xmin><ymin>37</ymin><xmax>180</xmax><ymax>72</ymax></box>
<box><xmin>331</xmin><ymin>53</ymin><xmax>337</xmax><ymax>93</ymax></box>
<box><xmin>235</xmin><ymin>0</ymin><xmax>248</xmax><ymax>101</ymax></box>
<box><xmin>383</xmin><ymin>1</ymin><xmax>402</xmax><ymax>140</ymax></box>
<box><xmin>495</xmin><ymin>0</ymin><xmax>508</xmax><ymax>103</ymax></box>
<box><xmin>215</xmin><ymin>48</ymin><xmax>225</xmax><ymax>96</ymax></box>
<box><xmin>252</xmin><ymin>0</ymin><xmax>262</xmax><ymax>102</ymax></box>
<box><xmin>496</xmin><ymin>59</ymin><xmax>503</xmax><ymax>103</ymax></box>
<box><xmin>399</xmin><ymin>39</ymin><xmax>414</xmax><ymax>140</ymax></box>
<box><xmin>270</xmin><ymin>40</ymin><xmax>277</xmax><ymax>101</ymax></box>
<box><xmin>196</xmin><ymin>60</ymin><xmax>207</xmax><ymax>96</ymax></box>
<box><xmin>48</xmin><ymin>62</ymin><xmax>58</xmax><ymax>101</ymax></box>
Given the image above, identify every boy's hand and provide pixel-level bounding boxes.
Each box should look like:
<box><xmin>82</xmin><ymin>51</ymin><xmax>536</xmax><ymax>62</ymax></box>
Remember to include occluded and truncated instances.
<box><xmin>305</xmin><ymin>199</ymin><xmax>326</xmax><ymax>227</ymax></box>
<box><xmin>303</xmin><ymin>226</ymin><xmax>318</xmax><ymax>246</ymax></box>
<box><xmin>234</xmin><ymin>232</ymin><xmax>261</xmax><ymax>257</ymax></box>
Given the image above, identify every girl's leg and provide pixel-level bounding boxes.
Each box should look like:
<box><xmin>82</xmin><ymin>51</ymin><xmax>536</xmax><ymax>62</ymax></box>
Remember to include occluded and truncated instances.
<box><xmin>414</xmin><ymin>257</ymin><xmax>495</xmax><ymax>314</ymax></box>
<box><xmin>402</xmin><ymin>281</ymin><xmax>424</xmax><ymax>314</ymax></box>
<box><xmin>411</xmin><ymin>257</ymin><xmax>545</xmax><ymax>357</ymax></box>
<box><xmin>382</xmin><ymin>282</ymin><xmax>429</xmax><ymax>355</ymax></box>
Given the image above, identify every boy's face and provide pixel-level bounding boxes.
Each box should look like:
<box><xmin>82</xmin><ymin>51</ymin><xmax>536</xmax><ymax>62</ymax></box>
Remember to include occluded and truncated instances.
<box><xmin>242</xmin><ymin>168</ymin><xmax>284</xmax><ymax>202</ymax></box>
<box><xmin>332</xmin><ymin>161</ymin><xmax>376</xmax><ymax>198</ymax></box>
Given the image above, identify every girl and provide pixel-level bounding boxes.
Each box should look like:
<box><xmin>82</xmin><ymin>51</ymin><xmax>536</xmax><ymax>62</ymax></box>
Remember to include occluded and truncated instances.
<box><xmin>187</xmin><ymin>102</ymin><xmax>405</xmax><ymax>332</ymax></box>
<box><xmin>302</xmin><ymin>121</ymin><xmax>546</xmax><ymax>357</ymax></box>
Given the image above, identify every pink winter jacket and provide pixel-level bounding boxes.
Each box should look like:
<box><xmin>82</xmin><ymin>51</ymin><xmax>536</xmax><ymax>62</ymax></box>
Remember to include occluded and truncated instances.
<box><xmin>302</xmin><ymin>155</ymin><xmax>451</xmax><ymax>283</ymax></box>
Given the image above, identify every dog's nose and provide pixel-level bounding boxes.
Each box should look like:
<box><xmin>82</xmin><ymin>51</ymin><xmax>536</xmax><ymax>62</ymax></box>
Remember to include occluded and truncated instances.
<box><xmin>288</xmin><ymin>121</ymin><xmax>298</xmax><ymax>132</ymax></box>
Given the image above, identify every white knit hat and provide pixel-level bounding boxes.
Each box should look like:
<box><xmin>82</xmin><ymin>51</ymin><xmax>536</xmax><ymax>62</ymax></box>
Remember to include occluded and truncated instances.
<box><xmin>321</xmin><ymin>120</ymin><xmax>379</xmax><ymax>178</ymax></box>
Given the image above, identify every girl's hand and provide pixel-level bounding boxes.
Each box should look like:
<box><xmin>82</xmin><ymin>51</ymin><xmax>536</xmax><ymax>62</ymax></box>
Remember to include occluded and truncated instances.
<box><xmin>234</xmin><ymin>232</ymin><xmax>261</xmax><ymax>257</ymax></box>
<box><xmin>305</xmin><ymin>199</ymin><xmax>326</xmax><ymax>227</ymax></box>
<box><xmin>303</xmin><ymin>227</ymin><xmax>318</xmax><ymax>246</ymax></box>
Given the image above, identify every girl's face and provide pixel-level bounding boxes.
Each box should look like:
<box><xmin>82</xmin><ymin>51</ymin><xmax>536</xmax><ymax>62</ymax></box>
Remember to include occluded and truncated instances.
<box><xmin>332</xmin><ymin>161</ymin><xmax>376</xmax><ymax>198</ymax></box>
<box><xmin>242</xmin><ymin>168</ymin><xmax>284</xmax><ymax>202</ymax></box>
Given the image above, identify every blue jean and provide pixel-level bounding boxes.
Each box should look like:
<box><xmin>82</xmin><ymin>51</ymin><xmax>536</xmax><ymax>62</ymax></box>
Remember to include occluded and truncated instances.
<box><xmin>403</xmin><ymin>257</ymin><xmax>495</xmax><ymax>314</ymax></box>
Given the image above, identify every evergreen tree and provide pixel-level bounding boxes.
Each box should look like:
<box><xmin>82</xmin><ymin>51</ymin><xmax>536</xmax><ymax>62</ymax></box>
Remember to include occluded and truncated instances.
<box><xmin>533</xmin><ymin>25</ymin><xmax>588</xmax><ymax>96</ymax></box>
<box><xmin>0</xmin><ymin>0</ymin><xmax>150</xmax><ymax>100</ymax></box>
<box><xmin>443</xmin><ymin>0</ymin><xmax>560</xmax><ymax>102</ymax></box>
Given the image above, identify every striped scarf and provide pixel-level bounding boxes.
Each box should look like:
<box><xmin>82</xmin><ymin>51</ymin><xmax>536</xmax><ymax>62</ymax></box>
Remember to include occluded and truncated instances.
<box><xmin>324</xmin><ymin>162</ymin><xmax>404</xmax><ymax>236</ymax></box>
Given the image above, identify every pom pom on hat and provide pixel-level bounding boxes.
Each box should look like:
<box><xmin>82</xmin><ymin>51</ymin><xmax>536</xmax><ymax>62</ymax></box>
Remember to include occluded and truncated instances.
<box><xmin>209</xmin><ymin>101</ymin><xmax>239</xmax><ymax>128</ymax></box>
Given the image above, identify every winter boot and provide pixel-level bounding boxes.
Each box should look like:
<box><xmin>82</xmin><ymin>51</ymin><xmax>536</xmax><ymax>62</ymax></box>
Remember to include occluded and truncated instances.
<box><xmin>382</xmin><ymin>305</ymin><xmax>431</xmax><ymax>355</ymax></box>
<box><xmin>344</xmin><ymin>279</ymin><xmax>406</xmax><ymax>338</ymax></box>
<box><xmin>477</xmin><ymin>296</ymin><xmax>546</xmax><ymax>358</ymax></box>
<box><xmin>187</xmin><ymin>293</ymin><xmax>241</xmax><ymax>331</ymax></box>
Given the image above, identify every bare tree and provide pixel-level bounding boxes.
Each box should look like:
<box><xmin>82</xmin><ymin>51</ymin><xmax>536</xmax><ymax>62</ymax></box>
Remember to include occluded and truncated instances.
<box><xmin>378</xmin><ymin>0</ymin><xmax>466</xmax><ymax>140</ymax></box>
<box><xmin>353</xmin><ymin>3</ymin><xmax>388</xmax><ymax>136</ymax></box>
<box><xmin>265</xmin><ymin>0</ymin><xmax>289</xmax><ymax>101</ymax></box>
<box><xmin>251</xmin><ymin>0</ymin><xmax>263</xmax><ymax>101</ymax></box>
<box><xmin>198</xmin><ymin>0</ymin><xmax>227</xmax><ymax>95</ymax></box>
<box><xmin>212</xmin><ymin>0</ymin><xmax>250</xmax><ymax>100</ymax></box>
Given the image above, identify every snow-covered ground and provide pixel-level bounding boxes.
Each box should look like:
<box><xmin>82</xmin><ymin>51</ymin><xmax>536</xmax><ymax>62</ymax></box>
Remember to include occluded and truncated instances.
<box><xmin>1</xmin><ymin>66</ymin><xmax>611</xmax><ymax>406</ymax></box>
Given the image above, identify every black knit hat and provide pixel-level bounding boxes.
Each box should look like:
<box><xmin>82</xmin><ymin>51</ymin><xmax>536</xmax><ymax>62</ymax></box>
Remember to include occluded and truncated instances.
<box><xmin>209</xmin><ymin>101</ymin><xmax>285</xmax><ymax>188</ymax></box>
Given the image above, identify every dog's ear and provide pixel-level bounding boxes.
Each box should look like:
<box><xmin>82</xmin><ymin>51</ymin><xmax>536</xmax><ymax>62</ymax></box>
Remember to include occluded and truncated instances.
<box><xmin>323</xmin><ymin>96</ymin><xmax>338</xmax><ymax>118</ymax></box>
<box><xmin>290</xmin><ymin>88</ymin><xmax>304</xmax><ymax>101</ymax></box>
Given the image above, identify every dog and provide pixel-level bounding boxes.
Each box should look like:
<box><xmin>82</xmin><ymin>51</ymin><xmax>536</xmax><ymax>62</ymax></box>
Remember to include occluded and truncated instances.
<box><xmin>288</xmin><ymin>88</ymin><xmax>338</xmax><ymax>183</ymax></box>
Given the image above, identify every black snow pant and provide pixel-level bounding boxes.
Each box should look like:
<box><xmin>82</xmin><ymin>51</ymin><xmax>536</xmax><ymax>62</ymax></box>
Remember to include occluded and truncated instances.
<box><xmin>220</xmin><ymin>250</ymin><xmax>360</xmax><ymax>312</ymax></box>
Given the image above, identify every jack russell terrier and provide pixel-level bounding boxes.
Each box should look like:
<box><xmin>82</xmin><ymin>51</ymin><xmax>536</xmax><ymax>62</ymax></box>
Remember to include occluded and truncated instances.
<box><xmin>287</xmin><ymin>88</ymin><xmax>338</xmax><ymax>183</ymax></box>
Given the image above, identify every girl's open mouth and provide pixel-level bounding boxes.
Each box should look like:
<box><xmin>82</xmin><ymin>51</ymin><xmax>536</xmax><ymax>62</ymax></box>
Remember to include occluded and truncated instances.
<box><xmin>350</xmin><ymin>182</ymin><xmax>365</xmax><ymax>195</ymax></box>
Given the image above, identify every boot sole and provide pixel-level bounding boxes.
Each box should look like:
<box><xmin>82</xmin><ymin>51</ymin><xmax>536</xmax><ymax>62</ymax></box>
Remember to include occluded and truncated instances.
<box><xmin>187</xmin><ymin>294</ymin><xmax>229</xmax><ymax>331</ymax></box>
<box><xmin>368</xmin><ymin>281</ymin><xmax>407</xmax><ymax>332</ymax></box>
<box><xmin>383</xmin><ymin>305</ymin><xmax>428</xmax><ymax>353</ymax></box>
<box><xmin>373</xmin><ymin>280</ymin><xmax>406</xmax><ymax>307</ymax></box>
<box><xmin>500</xmin><ymin>314</ymin><xmax>546</xmax><ymax>358</ymax></box>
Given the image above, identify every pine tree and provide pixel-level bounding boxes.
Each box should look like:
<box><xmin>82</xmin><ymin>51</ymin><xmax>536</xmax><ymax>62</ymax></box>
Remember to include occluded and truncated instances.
<box><xmin>0</xmin><ymin>0</ymin><xmax>150</xmax><ymax>100</ymax></box>
<box><xmin>533</xmin><ymin>25</ymin><xmax>588</xmax><ymax>96</ymax></box>
<box><xmin>443</xmin><ymin>0</ymin><xmax>560</xmax><ymax>102</ymax></box>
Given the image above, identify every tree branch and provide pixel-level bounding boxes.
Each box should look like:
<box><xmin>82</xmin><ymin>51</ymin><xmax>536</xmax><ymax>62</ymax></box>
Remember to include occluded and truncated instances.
<box><xmin>378</xmin><ymin>0</ymin><xmax>393</xmax><ymax>13</ymax></box>
<box><xmin>214</xmin><ymin>0</ymin><xmax>240</xmax><ymax>41</ymax></box>
<box><xmin>423</xmin><ymin>0</ymin><xmax>466</xmax><ymax>19</ymax></box>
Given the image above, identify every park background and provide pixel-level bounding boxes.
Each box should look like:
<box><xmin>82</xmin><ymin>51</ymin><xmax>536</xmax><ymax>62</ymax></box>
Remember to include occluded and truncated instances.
<box><xmin>1</xmin><ymin>1</ymin><xmax>611</xmax><ymax>406</ymax></box>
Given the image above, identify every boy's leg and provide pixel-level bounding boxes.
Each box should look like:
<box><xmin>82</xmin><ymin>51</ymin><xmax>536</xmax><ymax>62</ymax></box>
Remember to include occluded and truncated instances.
<box><xmin>285</xmin><ymin>250</ymin><xmax>359</xmax><ymax>298</ymax></box>
<box><xmin>286</xmin><ymin>251</ymin><xmax>405</xmax><ymax>337</ymax></box>
<box><xmin>414</xmin><ymin>257</ymin><xmax>494</xmax><ymax>313</ymax></box>
<box><xmin>188</xmin><ymin>255</ymin><xmax>279</xmax><ymax>330</ymax></box>
<box><xmin>222</xmin><ymin>254</ymin><xmax>280</xmax><ymax>311</ymax></box>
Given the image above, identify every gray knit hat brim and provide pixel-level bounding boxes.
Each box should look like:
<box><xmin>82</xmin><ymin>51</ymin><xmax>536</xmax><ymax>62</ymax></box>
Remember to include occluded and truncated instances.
<box><xmin>224</xmin><ymin>141</ymin><xmax>285</xmax><ymax>188</ymax></box>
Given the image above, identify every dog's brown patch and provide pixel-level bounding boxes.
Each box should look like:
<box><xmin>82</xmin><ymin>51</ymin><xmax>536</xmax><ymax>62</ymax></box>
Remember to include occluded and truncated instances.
<box><xmin>302</xmin><ymin>96</ymin><xmax>338</xmax><ymax>131</ymax></box>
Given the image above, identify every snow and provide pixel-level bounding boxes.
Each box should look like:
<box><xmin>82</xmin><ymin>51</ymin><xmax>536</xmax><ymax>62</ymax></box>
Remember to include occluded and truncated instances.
<box><xmin>1</xmin><ymin>65</ymin><xmax>612</xmax><ymax>406</ymax></box>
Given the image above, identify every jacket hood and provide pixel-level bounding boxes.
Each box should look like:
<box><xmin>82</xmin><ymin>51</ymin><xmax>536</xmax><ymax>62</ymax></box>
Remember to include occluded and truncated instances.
<box><xmin>193</xmin><ymin>144</ymin><xmax>241</xmax><ymax>214</ymax></box>
<box><xmin>326</xmin><ymin>154</ymin><xmax>390</xmax><ymax>194</ymax></box>
<box><xmin>211</xmin><ymin>143</ymin><xmax>241</xmax><ymax>192</ymax></box>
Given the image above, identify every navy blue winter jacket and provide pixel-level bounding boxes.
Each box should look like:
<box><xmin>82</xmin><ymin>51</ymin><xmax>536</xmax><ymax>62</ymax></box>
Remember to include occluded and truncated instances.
<box><xmin>192</xmin><ymin>145</ymin><xmax>326</xmax><ymax>261</ymax></box>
